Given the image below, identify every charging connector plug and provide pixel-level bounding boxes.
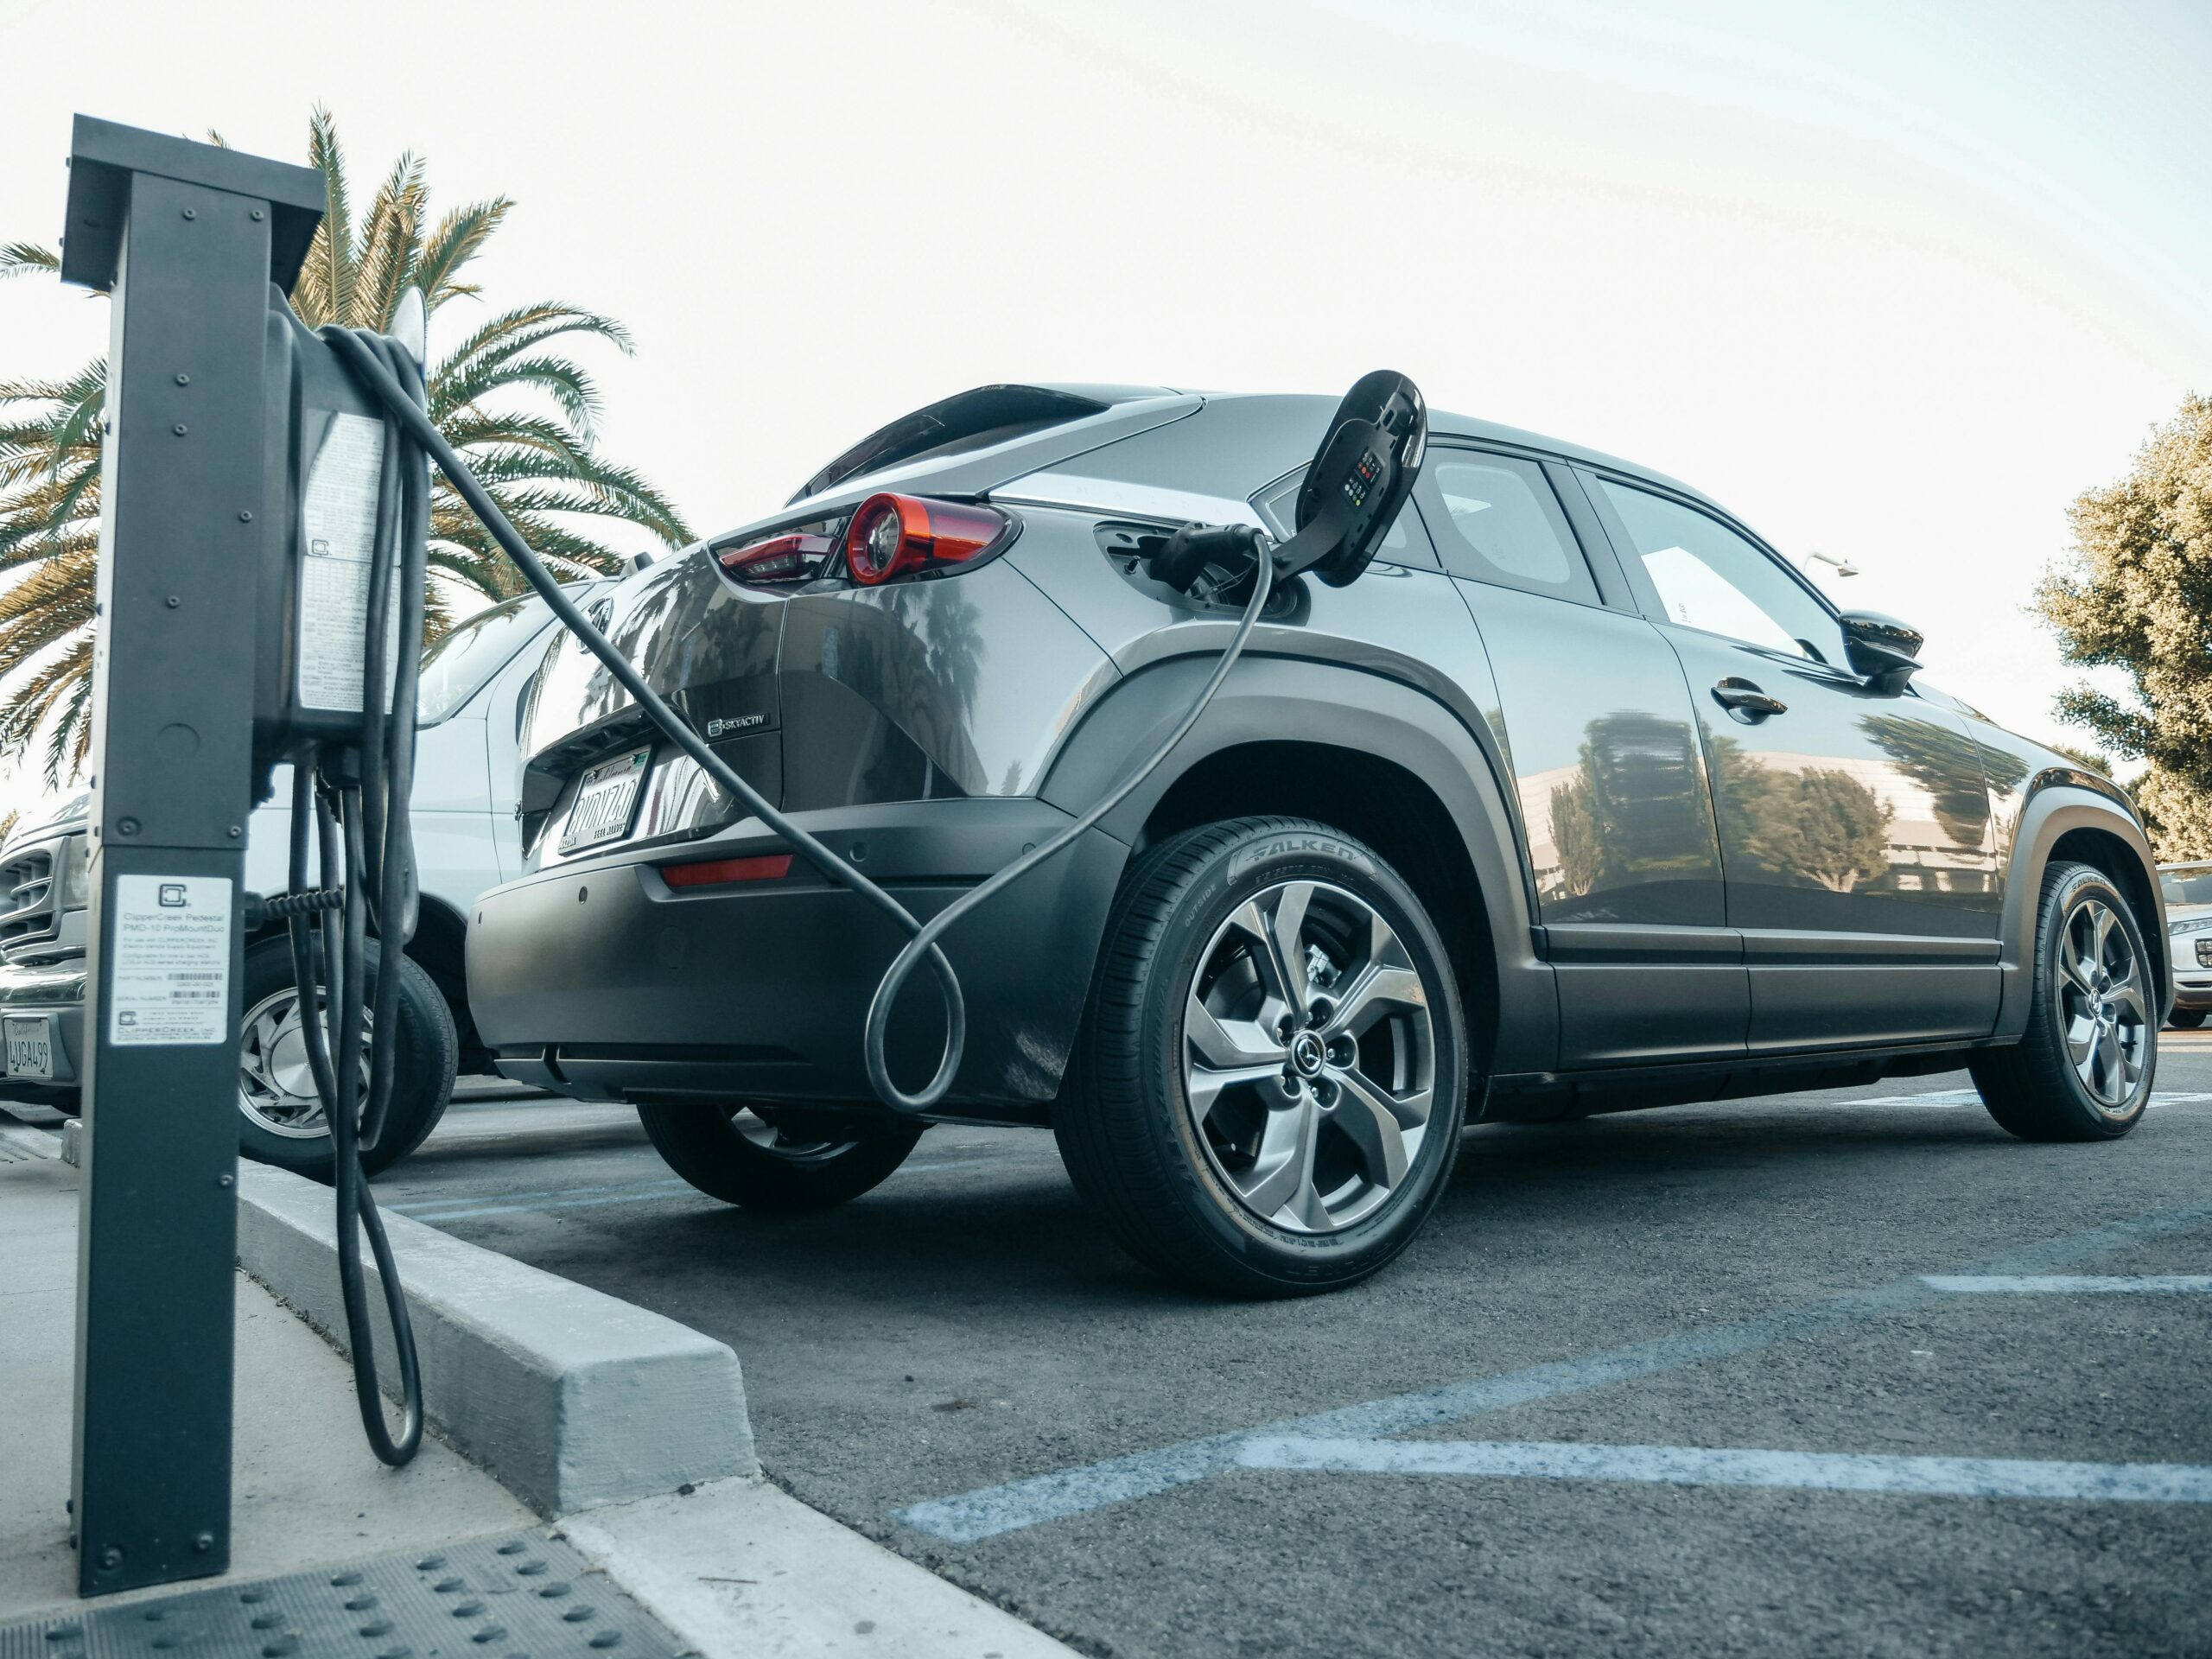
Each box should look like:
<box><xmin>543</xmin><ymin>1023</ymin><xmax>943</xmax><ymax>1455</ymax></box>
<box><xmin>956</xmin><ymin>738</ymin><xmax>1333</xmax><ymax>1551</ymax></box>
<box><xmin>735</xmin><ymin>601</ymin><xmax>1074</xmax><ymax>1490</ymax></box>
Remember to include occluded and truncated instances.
<box><xmin>1148</xmin><ymin>523</ymin><xmax>1265</xmax><ymax>594</ymax></box>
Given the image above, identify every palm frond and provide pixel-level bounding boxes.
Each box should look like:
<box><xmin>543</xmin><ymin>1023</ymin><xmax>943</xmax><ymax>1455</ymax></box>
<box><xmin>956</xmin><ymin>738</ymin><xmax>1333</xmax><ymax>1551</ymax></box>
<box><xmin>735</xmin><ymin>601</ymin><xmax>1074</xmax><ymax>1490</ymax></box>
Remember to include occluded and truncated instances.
<box><xmin>0</xmin><ymin>109</ymin><xmax>690</xmax><ymax>783</ymax></box>
<box><xmin>353</xmin><ymin>150</ymin><xmax>428</xmax><ymax>329</ymax></box>
<box><xmin>0</xmin><ymin>243</ymin><xmax>60</xmax><ymax>280</ymax></box>
<box><xmin>435</xmin><ymin>352</ymin><xmax>607</xmax><ymax>438</ymax></box>
<box><xmin>412</xmin><ymin>198</ymin><xmax>511</xmax><ymax>312</ymax></box>
<box><xmin>296</xmin><ymin>105</ymin><xmax>354</xmax><ymax>328</ymax></box>
<box><xmin>429</xmin><ymin>303</ymin><xmax>633</xmax><ymax>395</ymax></box>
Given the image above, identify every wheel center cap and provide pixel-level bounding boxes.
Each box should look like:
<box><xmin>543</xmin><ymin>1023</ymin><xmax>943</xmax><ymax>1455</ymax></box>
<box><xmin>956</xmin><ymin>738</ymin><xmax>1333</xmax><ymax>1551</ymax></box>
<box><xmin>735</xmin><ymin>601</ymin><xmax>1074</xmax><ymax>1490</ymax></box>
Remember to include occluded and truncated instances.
<box><xmin>1290</xmin><ymin>1030</ymin><xmax>1327</xmax><ymax>1078</ymax></box>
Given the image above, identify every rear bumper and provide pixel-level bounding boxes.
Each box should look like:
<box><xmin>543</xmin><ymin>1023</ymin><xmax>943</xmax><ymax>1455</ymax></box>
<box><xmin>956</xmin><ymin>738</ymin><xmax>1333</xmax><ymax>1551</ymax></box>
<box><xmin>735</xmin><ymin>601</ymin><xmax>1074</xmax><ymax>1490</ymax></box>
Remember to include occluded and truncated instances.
<box><xmin>0</xmin><ymin>957</ymin><xmax>86</xmax><ymax>1101</ymax></box>
<box><xmin>467</xmin><ymin>798</ymin><xmax>1128</xmax><ymax>1114</ymax></box>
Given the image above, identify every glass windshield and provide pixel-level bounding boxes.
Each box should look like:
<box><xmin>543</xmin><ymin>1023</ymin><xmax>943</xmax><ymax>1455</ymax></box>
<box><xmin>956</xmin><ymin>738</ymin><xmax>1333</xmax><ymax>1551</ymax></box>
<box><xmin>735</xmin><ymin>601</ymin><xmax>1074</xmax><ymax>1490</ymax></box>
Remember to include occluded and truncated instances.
<box><xmin>2160</xmin><ymin>868</ymin><xmax>2212</xmax><ymax>907</ymax></box>
<box><xmin>416</xmin><ymin>591</ymin><xmax>572</xmax><ymax>723</ymax></box>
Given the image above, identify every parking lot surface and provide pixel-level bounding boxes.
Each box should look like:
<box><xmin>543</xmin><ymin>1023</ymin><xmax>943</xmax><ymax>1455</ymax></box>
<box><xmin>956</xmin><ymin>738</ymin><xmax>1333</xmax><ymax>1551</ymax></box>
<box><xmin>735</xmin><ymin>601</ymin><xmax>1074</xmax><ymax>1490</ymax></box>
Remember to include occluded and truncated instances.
<box><xmin>380</xmin><ymin>1041</ymin><xmax>2212</xmax><ymax>1657</ymax></box>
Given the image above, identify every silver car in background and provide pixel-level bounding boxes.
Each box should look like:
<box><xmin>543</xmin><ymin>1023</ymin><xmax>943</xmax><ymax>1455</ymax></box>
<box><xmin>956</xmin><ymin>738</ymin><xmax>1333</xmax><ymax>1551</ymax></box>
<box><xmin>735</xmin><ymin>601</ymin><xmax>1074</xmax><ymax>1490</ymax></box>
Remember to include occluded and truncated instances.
<box><xmin>2158</xmin><ymin>861</ymin><xmax>2212</xmax><ymax>1028</ymax></box>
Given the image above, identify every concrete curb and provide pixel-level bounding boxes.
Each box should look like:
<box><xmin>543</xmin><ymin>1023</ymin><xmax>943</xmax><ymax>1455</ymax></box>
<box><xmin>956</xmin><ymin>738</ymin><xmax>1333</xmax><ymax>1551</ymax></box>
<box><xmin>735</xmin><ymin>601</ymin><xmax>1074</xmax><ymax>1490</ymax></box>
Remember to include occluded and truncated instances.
<box><xmin>235</xmin><ymin>1164</ymin><xmax>756</xmax><ymax>1515</ymax></box>
<box><xmin>0</xmin><ymin>1122</ymin><xmax>60</xmax><ymax>1161</ymax></box>
<box><xmin>563</xmin><ymin>1477</ymin><xmax>1080</xmax><ymax>1658</ymax></box>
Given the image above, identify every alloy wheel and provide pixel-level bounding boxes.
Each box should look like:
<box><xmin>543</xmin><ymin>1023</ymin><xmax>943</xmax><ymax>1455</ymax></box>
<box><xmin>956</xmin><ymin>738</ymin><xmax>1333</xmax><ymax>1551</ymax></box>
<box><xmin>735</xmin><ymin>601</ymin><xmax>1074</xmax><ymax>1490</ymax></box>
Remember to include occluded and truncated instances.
<box><xmin>2056</xmin><ymin>894</ymin><xmax>2150</xmax><ymax>1111</ymax></box>
<box><xmin>1181</xmin><ymin>879</ymin><xmax>1435</xmax><ymax>1234</ymax></box>
<box><xmin>237</xmin><ymin>985</ymin><xmax>372</xmax><ymax>1138</ymax></box>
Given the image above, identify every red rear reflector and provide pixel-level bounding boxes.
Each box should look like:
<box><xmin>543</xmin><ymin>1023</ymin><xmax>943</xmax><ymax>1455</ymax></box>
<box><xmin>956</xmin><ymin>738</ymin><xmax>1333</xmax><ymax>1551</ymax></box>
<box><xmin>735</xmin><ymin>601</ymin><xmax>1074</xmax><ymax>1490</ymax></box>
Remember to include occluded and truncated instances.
<box><xmin>661</xmin><ymin>853</ymin><xmax>794</xmax><ymax>889</ymax></box>
<box><xmin>719</xmin><ymin>531</ymin><xmax>834</xmax><ymax>582</ymax></box>
<box><xmin>843</xmin><ymin>493</ymin><xmax>1009</xmax><ymax>586</ymax></box>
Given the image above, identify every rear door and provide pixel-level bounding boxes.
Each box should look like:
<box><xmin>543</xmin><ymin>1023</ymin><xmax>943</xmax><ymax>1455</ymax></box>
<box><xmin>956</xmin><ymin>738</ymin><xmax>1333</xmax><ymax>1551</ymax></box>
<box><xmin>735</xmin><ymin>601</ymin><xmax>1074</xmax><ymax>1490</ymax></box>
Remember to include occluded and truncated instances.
<box><xmin>1415</xmin><ymin>444</ymin><xmax>1744</xmax><ymax>1068</ymax></box>
<box><xmin>1580</xmin><ymin>472</ymin><xmax>2000</xmax><ymax>1051</ymax></box>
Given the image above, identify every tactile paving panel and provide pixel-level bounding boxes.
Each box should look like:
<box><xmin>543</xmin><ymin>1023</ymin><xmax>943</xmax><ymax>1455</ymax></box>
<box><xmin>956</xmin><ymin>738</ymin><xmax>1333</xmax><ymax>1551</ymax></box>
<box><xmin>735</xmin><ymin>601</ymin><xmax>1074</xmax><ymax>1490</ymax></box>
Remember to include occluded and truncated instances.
<box><xmin>0</xmin><ymin>1530</ymin><xmax>685</xmax><ymax>1659</ymax></box>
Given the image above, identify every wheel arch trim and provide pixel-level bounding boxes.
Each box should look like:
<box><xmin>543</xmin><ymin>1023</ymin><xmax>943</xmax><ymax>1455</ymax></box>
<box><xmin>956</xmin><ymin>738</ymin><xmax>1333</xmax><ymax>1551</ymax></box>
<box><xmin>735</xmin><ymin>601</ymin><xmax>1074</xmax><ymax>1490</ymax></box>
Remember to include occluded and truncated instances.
<box><xmin>1997</xmin><ymin>780</ymin><xmax>2170</xmax><ymax>1036</ymax></box>
<box><xmin>1036</xmin><ymin>653</ymin><xmax>1555</xmax><ymax>1075</ymax></box>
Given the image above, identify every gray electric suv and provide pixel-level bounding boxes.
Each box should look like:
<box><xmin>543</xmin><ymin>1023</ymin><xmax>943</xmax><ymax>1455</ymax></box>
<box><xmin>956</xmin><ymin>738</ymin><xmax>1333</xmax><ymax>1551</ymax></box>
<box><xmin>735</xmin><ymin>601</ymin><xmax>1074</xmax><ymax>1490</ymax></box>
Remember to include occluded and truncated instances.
<box><xmin>467</xmin><ymin>385</ymin><xmax>2166</xmax><ymax>1294</ymax></box>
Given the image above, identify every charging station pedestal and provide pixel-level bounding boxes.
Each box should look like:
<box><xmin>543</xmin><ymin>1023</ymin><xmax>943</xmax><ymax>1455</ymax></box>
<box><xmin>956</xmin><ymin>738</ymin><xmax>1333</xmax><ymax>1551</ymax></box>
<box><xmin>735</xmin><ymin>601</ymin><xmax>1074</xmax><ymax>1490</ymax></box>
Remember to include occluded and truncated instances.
<box><xmin>58</xmin><ymin>118</ymin><xmax>327</xmax><ymax>1598</ymax></box>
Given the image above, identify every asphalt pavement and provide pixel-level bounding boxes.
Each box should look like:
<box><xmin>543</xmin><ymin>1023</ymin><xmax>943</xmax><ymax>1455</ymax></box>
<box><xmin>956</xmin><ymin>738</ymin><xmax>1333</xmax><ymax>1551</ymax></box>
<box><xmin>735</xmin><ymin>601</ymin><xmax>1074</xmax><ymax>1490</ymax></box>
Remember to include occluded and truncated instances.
<box><xmin>378</xmin><ymin>1039</ymin><xmax>2212</xmax><ymax>1658</ymax></box>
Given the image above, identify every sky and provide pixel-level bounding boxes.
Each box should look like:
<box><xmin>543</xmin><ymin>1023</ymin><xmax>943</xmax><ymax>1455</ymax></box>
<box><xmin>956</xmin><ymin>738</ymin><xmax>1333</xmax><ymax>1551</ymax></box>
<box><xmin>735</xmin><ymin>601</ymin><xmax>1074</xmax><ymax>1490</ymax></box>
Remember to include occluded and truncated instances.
<box><xmin>2</xmin><ymin>0</ymin><xmax>2208</xmax><ymax>817</ymax></box>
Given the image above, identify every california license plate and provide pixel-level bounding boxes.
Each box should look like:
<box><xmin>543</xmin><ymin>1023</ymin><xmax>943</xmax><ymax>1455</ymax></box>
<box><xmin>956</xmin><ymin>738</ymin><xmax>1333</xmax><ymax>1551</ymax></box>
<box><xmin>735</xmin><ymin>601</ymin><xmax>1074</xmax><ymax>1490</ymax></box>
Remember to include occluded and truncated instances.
<box><xmin>3</xmin><ymin>1014</ymin><xmax>54</xmax><ymax>1080</ymax></box>
<box><xmin>560</xmin><ymin>747</ymin><xmax>651</xmax><ymax>855</ymax></box>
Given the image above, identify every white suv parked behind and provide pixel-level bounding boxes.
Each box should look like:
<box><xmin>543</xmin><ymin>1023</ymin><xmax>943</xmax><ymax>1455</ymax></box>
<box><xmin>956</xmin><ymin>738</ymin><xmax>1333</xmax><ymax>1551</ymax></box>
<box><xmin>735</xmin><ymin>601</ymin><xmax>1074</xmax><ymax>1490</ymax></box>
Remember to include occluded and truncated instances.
<box><xmin>0</xmin><ymin>583</ymin><xmax>602</xmax><ymax>1174</ymax></box>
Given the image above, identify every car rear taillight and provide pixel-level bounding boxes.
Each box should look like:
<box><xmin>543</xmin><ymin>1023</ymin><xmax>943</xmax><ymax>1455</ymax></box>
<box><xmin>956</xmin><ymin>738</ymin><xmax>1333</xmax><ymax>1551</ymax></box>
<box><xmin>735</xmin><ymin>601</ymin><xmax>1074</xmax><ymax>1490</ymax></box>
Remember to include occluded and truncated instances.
<box><xmin>661</xmin><ymin>853</ymin><xmax>794</xmax><ymax>890</ymax></box>
<box><xmin>719</xmin><ymin>531</ymin><xmax>835</xmax><ymax>583</ymax></box>
<box><xmin>842</xmin><ymin>494</ymin><xmax>1011</xmax><ymax>586</ymax></box>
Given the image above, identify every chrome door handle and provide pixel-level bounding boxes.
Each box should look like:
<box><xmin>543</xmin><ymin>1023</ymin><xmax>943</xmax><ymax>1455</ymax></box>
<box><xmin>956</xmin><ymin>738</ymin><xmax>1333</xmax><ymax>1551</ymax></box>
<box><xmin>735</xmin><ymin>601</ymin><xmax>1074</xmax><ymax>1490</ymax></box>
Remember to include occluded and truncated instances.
<box><xmin>1712</xmin><ymin>678</ymin><xmax>1787</xmax><ymax>720</ymax></box>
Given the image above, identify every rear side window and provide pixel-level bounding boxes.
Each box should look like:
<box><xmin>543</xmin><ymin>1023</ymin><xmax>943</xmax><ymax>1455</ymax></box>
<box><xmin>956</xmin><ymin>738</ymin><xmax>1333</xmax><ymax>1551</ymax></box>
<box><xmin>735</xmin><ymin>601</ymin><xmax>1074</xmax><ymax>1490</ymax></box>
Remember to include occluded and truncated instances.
<box><xmin>1253</xmin><ymin>471</ymin><xmax>1430</xmax><ymax>567</ymax></box>
<box><xmin>1417</xmin><ymin>452</ymin><xmax>1598</xmax><ymax>603</ymax></box>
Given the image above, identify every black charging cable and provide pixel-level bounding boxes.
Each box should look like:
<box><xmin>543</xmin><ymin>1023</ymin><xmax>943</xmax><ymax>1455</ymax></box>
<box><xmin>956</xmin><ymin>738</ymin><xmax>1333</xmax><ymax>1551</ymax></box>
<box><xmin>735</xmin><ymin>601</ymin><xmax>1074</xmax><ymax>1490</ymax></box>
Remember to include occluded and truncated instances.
<box><xmin>274</xmin><ymin>327</ymin><xmax>432</xmax><ymax>1466</ymax></box>
<box><xmin>320</xmin><ymin>327</ymin><xmax>1311</xmax><ymax>1122</ymax></box>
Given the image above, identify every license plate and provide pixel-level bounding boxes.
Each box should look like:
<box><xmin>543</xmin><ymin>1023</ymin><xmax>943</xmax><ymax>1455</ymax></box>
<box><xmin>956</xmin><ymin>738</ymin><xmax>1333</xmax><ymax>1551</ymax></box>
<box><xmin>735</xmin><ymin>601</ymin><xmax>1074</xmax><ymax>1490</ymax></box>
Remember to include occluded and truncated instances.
<box><xmin>559</xmin><ymin>747</ymin><xmax>652</xmax><ymax>855</ymax></box>
<box><xmin>3</xmin><ymin>1014</ymin><xmax>54</xmax><ymax>1080</ymax></box>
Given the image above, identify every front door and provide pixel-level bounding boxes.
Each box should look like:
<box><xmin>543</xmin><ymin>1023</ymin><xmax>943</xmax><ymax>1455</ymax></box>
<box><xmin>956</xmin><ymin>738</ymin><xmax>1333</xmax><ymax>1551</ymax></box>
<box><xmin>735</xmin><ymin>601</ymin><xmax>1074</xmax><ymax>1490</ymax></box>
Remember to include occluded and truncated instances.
<box><xmin>1581</xmin><ymin>472</ymin><xmax>2000</xmax><ymax>1051</ymax></box>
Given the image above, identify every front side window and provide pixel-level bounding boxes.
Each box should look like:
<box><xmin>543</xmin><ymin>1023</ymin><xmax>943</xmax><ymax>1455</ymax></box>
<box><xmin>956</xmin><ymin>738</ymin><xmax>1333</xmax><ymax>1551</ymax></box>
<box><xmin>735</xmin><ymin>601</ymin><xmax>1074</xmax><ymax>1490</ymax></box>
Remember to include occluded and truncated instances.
<box><xmin>1599</xmin><ymin>479</ymin><xmax>1841</xmax><ymax>665</ymax></box>
<box><xmin>1420</xmin><ymin>454</ymin><xmax>1597</xmax><ymax>603</ymax></box>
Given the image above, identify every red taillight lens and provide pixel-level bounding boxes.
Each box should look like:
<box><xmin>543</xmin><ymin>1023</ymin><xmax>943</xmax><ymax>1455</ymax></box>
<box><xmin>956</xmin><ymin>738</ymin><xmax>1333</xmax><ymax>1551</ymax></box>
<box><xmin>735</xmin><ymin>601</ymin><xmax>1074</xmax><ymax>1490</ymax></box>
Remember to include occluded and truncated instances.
<box><xmin>661</xmin><ymin>853</ymin><xmax>793</xmax><ymax>890</ymax></box>
<box><xmin>842</xmin><ymin>494</ymin><xmax>1009</xmax><ymax>586</ymax></box>
<box><xmin>719</xmin><ymin>531</ymin><xmax>835</xmax><ymax>583</ymax></box>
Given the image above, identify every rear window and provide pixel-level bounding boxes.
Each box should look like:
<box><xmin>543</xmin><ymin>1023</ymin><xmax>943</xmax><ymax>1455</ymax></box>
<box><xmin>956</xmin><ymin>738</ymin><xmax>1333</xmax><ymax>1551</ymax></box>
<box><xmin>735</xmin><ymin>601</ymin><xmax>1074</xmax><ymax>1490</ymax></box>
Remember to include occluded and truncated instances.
<box><xmin>416</xmin><ymin>594</ymin><xmax>563</xmax><ymax>723</ymax></box>
<box><xmin>793</xmin><ymin>385</ymin><xmax>1111</xmax><ymax>502</ymax></box>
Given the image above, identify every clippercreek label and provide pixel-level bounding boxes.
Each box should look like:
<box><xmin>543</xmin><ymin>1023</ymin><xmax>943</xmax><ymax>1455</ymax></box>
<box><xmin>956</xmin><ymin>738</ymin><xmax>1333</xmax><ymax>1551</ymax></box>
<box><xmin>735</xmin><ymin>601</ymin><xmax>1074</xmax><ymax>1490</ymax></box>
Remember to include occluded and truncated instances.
<box><xmin>297</xmin><ymin>410</ymin><xmax>402</xmax><ymax>714</ymax></box>
<box><xmin>107</xmin><ymin>875</ymin><xmax>233</xmax><ymax>1046</ymax></box>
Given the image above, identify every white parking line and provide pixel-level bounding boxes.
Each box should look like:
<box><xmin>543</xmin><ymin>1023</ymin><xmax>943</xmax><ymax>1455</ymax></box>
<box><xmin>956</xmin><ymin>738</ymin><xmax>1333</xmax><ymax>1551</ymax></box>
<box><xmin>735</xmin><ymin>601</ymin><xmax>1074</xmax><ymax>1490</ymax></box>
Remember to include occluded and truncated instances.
<box><xmin>1236</xmin><ymin>1436</ymin><xmax>2212</xmax><ymax>1504</ymax></box>
<box><xmin>390</xmin><ymin>1177</ymin><xmax>690</xmax><ymax>1214</ymax></box>
<box><xmin>1844</xmin><ymin>1090</ymin><xmax>2212</xmax><ymax>1109</ymax></box>
<box><xmin>1847</xmin><ymin>1088</ymin><xmax>1985</xmax><ymax>1108</ymax></box>
<box><xmin>394</xmin><ymin>1181</ymin><xmax>694</xmax><ymax>1223</ymax></box>
<box><xmin>1923</xmin><ymin>1274</ymin><xmax>2212</xmax><ymax>1294</ymax></box>
<box><xmin>893</xmin><ymin>1196</ymin><xmax>2212</xmax><ymax>1543</ymax></box>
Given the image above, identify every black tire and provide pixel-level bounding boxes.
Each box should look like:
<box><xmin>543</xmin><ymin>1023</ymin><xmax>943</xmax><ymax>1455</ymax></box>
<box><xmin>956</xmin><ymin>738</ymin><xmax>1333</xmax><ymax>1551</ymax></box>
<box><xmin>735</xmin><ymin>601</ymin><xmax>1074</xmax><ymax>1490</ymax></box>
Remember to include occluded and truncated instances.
<box><xmin>638</xmin><ymin>1102</ymin><xmax>925</xmax><ymax>1210</ymax></box>
<box><xmin>1970</xmin><ymin>861</ymin><xmax>2156</xmax><ymax>1142</ymax></box>
<box><xmin>235</xmin><ymin>936</ymin><xmax>459</xmax><ymax>1179</ymax></box>
<box><xmin>1056</xmin><ymin>816</ymin><xmax>1468</xmax><ymax>1297</ymax></box>
<box><xmin>2167</xmin><ymin>1009</ymin><xmax>2205</xmax><ymax>1030</ymax></box>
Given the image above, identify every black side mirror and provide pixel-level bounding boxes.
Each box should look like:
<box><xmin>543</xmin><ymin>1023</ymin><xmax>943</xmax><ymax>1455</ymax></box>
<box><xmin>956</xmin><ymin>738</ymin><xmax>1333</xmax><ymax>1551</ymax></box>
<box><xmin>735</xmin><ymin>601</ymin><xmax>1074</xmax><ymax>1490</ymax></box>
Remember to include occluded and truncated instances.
<box><xmin>1838</xmin><ymin>610</ymin><xmax>1923</xmax><ymax>694</ymax></box>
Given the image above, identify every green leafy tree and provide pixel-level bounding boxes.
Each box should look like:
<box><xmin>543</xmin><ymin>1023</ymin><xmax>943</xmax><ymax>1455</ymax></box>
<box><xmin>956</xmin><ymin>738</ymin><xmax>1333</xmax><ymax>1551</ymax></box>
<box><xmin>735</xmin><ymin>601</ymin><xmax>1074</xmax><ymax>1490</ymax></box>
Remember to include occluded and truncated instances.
<box><xmin>0</xmin><ymin>110</ymin><xmax>690</xmax><ymax>785</ymax></box>
<box><xmin>2037</xmin><ymin>394</ymin><xmax>2212</xmax><ymax>858</ymax></box>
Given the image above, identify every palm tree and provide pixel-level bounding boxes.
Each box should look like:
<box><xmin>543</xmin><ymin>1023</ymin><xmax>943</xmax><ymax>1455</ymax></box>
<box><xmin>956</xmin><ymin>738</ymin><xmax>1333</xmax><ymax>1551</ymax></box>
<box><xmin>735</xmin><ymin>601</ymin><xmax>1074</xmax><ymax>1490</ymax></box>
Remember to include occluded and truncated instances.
<box><xmin>0</xmin><ymin>109</ymin><xmax>691</xmax><ymax>785</ymax></box>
